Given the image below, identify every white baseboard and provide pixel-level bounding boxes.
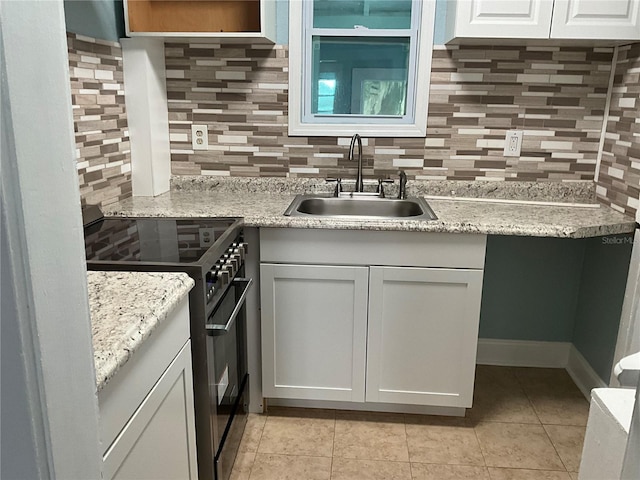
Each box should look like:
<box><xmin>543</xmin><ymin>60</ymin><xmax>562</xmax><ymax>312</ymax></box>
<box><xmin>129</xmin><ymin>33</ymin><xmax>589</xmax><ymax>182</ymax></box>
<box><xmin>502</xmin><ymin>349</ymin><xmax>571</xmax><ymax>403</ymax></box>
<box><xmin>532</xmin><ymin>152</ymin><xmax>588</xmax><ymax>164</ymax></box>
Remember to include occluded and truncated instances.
<box><xmin>267</xmin><ymin>398</ymin><xmax>465</xmax><ymax>417</ymax></box>
<box><xmin>476</xmin><ymin>339</ymin><xmax>607</xmax><ymax>400</ymax></box>
<box><xmin>476</xmin><ymin>339</ymin><xmax>571</xmax><ymax>368</ymax></box>
<box><xmin>566</xmin><ymin>345</ymin><xmax>607</xmax><ymax>399</ymax></box>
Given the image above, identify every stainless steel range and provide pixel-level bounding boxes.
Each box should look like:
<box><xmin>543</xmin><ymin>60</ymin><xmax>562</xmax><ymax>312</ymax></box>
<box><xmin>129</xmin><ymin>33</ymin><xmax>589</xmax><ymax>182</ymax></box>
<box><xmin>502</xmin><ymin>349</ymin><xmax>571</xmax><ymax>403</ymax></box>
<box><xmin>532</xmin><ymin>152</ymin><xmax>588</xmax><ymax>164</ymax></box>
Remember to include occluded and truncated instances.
<box><xmin>83</xmin><ymin>207</ymin><xmax>251</xmax><ymax>480</ymax></box>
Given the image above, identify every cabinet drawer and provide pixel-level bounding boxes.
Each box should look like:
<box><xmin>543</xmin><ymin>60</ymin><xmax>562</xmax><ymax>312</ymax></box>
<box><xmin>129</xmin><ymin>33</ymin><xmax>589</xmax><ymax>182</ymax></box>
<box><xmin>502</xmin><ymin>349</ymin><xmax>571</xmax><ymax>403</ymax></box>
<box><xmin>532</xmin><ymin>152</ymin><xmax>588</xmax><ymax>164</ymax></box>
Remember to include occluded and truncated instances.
<box><xmin>260</xmin><ymin>229</ymin><xmax>487</xmax><ymax>269</ymax></box>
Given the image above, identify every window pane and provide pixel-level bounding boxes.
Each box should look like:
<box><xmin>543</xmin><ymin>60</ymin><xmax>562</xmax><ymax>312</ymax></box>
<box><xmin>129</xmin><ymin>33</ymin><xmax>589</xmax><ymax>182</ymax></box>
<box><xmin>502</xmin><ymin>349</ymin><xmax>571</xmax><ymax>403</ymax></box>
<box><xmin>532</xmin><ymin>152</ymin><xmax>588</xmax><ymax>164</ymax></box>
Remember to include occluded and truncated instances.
<box><xmin>313</xmin><ymin>0</ymin><xmax>413</xmax><ymax>30</ymax></box>
<box><xmin>311</xmin><ymin>37</ymin><xmax>410</xmax><ymax>116</ymax></box>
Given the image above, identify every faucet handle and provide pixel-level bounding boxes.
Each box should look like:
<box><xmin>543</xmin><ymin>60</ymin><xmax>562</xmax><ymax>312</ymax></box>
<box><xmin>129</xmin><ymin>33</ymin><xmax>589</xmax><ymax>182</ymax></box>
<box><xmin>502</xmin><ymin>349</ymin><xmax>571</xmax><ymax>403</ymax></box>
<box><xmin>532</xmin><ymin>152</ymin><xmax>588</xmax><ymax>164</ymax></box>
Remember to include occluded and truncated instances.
<box><xmin>376</xmin><ymin>178</ymin><xmax>394</xmax><ymax>198</ymax></box>
<box><xmin>326</xmin><ymin>177</ymin><xmax>342</xmax><ymax>197</ymax></box>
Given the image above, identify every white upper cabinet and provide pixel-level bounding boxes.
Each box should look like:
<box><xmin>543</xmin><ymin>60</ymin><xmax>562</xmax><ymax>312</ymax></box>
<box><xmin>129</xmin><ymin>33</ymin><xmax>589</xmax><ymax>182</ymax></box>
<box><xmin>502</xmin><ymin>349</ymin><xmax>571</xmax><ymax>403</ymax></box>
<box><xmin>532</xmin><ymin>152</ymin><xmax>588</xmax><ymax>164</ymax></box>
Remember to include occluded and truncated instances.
<box><xmin>446</xmin><ymin>0</ymin><xmax>554</xmax><ymax>40</ymax></box>
<box><xmin>445</xmin><ymin>0</ymin><xmax>640</xmax><ymax>42</ymax></box>
<box><xmin>551</xmin><ymin>0</ymin><xmax>640</xmax><ymax>40</ymax></box>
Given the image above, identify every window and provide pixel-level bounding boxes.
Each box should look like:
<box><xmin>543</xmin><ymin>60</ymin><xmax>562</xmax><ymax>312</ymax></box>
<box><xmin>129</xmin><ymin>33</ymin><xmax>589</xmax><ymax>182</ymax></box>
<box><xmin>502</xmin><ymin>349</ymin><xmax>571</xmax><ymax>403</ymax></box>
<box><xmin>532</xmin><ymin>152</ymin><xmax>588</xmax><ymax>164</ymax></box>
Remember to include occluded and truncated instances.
<box><xmin>289</xmin><ymin>0</ymin><xmax>436</xmax><ymax>137</ymax></box>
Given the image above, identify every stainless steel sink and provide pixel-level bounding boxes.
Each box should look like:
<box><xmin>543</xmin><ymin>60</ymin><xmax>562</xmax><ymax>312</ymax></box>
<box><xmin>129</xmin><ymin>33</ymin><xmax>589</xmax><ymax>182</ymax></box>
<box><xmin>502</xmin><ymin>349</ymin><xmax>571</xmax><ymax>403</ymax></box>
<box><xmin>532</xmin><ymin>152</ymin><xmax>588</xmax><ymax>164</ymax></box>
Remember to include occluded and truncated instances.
<box><xmin>284</xmin><ymin>195</ymin><xmax>437</xmax><ymax>221</ymax></box>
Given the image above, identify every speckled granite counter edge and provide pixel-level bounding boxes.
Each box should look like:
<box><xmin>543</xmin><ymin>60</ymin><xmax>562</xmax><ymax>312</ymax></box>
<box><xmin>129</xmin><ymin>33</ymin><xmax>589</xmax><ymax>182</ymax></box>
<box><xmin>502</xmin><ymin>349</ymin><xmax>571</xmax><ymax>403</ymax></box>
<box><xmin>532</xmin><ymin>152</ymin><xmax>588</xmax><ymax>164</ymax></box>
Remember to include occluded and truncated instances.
<box><xmin>89</xmin><ymin>271</ymin><xmax>195</xmax><ymax>391</ymax></box>
<box><xmin>102</xmin><ymin>189</ymin><xmax>636</xmax><ymax>239</ymax></box>
<box><xmin>239</xmin><ymin>215</ymin><xmax>636</xmax><ymax>239</ymax></box>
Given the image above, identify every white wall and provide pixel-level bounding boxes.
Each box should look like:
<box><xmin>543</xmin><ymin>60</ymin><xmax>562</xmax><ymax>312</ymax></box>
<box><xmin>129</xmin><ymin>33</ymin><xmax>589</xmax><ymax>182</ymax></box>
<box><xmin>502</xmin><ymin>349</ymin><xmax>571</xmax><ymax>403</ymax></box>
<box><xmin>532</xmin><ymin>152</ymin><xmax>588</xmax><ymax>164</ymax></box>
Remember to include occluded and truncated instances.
<box><xmin>0</xmin><ymin>1</ymin><xmax>102</xmax><ymax>478</ymax></box>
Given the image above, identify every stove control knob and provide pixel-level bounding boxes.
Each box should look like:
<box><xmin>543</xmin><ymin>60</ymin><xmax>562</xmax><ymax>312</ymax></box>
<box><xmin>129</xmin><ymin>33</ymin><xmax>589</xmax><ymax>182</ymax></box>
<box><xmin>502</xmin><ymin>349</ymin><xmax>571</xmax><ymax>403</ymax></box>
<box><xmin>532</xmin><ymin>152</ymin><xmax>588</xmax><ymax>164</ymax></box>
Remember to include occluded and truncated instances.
<box><xmin>219</xmin><ymin>269</ymin><xmax>230</xmax><ymax>286</ymax></box>
<box><xmin>223</xmin><ymin>261</ymin><xmax>235</xmax><ymax>276</ymax></box>
<box><xmin>229</xmin><ymin>255</ymin><xmax>241</xmax><ymax>271</ymax></box>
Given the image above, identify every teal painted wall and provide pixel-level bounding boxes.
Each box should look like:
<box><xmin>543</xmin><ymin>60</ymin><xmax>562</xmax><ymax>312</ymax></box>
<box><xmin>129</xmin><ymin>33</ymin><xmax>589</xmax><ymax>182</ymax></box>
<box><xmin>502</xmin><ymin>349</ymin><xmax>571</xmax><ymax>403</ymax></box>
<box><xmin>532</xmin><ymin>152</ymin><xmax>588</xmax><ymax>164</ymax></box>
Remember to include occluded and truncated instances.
<box><xmin>433</xmin><ymin>0</ymin><xmax>448</xmax><ymax>45</ymax></box>
<box><xmin>276</xmin><ymin>0</ymin><xmax>289</xmax><ymax>44</ymax></box>
<box><xmin>572</xmin><ymin>234</ymin><xmax>633</xmax><ymax>381</ymax></box>
<box><xmin>275</xmin><ymin>0</ymin><xmax>449</xmax><ymax>45</ymax></box>
<box><xmin>479</xmin><ymin>236</ymin><xmax>585</xmax><ymax>341</ymax></box>
<box><xmin>480</xmin><ymin>234</ymin><xmax>633</xmax><ymax>383</ymax></box>
<box><xmin>64</xmin><ymin>0</ymin><xmax>125</xmax><ymax>42</ymax></box>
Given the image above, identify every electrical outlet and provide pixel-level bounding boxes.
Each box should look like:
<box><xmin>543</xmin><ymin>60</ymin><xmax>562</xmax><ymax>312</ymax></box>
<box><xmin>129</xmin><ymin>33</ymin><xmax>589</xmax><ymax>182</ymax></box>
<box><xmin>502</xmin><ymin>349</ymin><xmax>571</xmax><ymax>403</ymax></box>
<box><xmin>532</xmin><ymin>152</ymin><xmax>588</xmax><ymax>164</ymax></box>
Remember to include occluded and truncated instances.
<box><xmin>504</xmin><ymin>130</ymin><xmax>523</xmax><ymax>157</ymax></box>
<box><xmin>199</xmin><ymin>228</ymin><xmax>216</xmax><ymax>247</ymax></box>
<box><xmin>191</xmin><ymin>124</ymin><xmax>208</xmax><ymax>150</ymax></box>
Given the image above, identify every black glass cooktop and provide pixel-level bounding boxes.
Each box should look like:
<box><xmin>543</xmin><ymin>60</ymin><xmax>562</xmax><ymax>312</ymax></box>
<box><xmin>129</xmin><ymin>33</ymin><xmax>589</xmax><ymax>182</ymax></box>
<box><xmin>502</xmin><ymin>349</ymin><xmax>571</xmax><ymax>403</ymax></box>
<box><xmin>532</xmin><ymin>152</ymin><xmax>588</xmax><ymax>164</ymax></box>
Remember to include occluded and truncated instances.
<box><xmin>84</xmin><ymin>217</ymin><xmax>238</xmax><ymax>264</ymax></box>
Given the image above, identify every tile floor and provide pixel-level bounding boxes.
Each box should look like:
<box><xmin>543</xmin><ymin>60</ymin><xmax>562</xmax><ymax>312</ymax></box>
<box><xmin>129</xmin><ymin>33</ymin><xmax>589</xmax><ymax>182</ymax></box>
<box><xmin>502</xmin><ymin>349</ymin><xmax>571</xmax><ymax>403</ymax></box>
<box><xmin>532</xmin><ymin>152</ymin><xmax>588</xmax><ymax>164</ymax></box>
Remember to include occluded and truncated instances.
<box><xmin>231</xmin><ymin>366</ymin><xmax>590</xmax><ymax>480</ymax></box>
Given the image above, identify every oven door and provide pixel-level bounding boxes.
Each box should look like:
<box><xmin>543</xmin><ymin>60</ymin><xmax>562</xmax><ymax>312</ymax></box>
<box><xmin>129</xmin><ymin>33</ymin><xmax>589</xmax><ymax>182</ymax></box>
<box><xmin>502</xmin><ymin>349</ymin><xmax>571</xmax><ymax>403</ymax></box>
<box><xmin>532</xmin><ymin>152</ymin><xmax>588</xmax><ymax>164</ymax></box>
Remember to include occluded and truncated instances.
<box><xmin>206</xmin><ymin>277</ymin><xmax>252</xmax><ymax>480</ymax></box>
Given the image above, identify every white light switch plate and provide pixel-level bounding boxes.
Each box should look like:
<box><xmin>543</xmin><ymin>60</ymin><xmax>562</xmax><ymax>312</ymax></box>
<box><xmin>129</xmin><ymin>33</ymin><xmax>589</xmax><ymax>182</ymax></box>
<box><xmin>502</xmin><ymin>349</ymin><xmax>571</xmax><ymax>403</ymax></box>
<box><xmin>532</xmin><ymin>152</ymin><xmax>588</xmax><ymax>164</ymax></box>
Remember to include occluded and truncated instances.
<box><xmin>504</xmin><ymin>130</ymin><xmax>523</xmax><ymax>157</ymax></box>
<box><xmin>191</xmin><ymin>124</ymin><xmax>208</xmax><ymax>150</ymax></box>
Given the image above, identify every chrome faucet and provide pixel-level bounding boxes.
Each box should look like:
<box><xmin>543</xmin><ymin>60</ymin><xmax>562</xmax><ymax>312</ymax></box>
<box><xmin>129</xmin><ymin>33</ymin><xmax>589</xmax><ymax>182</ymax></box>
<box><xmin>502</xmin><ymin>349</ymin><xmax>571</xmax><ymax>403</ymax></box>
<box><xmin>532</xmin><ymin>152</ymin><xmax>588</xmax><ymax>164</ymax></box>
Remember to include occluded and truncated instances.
<box><xmin>348</xmin><ymin>134</ymin><xmax>364</xmax><ymax>192</ymax></box>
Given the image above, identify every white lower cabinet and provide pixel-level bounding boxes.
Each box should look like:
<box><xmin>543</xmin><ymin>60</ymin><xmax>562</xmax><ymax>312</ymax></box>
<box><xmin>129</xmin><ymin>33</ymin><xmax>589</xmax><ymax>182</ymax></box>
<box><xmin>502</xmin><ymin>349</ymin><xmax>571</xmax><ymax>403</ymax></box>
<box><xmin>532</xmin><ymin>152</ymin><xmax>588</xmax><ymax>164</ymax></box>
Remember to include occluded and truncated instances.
<box><xmin>260</xmin><ymin>264</ymin><xmax>369</xmax><ymax>402</ymax></box>
<box><xmin>366</xmin><ymin>267</ymin><xmax>484</xmax><ymax>408</ymax></box>
<box><xmin>99</xmin><ymin>297</ymin><xmax>198</xmax><ymax>480</ymax></box>
<box><xmin>103</xmin><ymin>342</ymin><xmax>197</xmax><ymax>480</ymax></box>
<box><xmin>259</xmin><ymin>228</ymin><xmax>487</xmax><ymax>410</ymax></box>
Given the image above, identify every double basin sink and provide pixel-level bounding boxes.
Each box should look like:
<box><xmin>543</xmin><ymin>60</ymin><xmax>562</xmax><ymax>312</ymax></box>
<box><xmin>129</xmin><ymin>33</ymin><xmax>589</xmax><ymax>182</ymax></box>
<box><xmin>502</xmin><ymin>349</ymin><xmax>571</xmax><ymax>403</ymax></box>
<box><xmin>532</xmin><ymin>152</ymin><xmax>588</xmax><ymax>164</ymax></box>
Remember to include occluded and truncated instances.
<box><xmin>284</xmin><ymin>194</ymin><xmax>437</xmax><ymax>221</ymax></box>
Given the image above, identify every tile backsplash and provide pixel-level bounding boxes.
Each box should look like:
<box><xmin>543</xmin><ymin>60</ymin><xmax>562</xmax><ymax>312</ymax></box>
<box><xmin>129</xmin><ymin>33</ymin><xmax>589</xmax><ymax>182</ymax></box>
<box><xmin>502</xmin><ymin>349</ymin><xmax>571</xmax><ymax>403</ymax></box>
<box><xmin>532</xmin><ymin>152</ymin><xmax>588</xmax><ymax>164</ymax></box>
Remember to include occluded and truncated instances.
<box><xmin>596</xmin><ymin>42</ymin><xmax>640</xmax><ymax>218</ymax></box>
<box><xmin>67</xmin><ymin>33</ymin><xmax>132</xmax><ymax>208</ymax></box>
<box><xmin>166</xmin><ymin>43</ymin><xmax>613</xmax><ymax>183</ymax></box>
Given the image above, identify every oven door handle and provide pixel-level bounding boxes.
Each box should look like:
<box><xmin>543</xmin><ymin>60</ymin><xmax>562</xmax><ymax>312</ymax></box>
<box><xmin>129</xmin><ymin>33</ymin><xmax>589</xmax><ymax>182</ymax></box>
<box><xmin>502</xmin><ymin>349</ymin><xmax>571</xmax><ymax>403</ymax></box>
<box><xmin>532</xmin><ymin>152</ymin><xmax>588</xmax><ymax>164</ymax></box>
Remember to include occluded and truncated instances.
<box><xmin>206</xmin><ymin>278</ymin><xmax>252</xmax><ymax>336</ymax></box>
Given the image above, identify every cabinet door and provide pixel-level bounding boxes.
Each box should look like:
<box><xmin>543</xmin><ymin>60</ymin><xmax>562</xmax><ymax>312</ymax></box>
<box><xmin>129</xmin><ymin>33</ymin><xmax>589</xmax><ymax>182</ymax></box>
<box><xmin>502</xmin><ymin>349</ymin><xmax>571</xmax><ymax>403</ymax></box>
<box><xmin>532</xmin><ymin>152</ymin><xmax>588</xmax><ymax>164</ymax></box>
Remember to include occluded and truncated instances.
<box><xmin>451</xmin><ymin>0</ymin><xmax>554</xmax><ymax>39</ymax></box>
<box><xmin>366</xmin><ymin>267</ymin><xmax>484</xmax><ymax>408</ymax></box>
<box><xmin>103</xmin><ymin>341</ymin><xmax>197</xmax><ymax>480</ymax></box>
<box><xmin>261</xmin><ymin>264</ymin><xmax>369</xmax><ymax>402</ymax></box>
<box><xmin>551</xmin><ymin>0</ymin><xmax>640</xmax><ymax>40</ymax></box>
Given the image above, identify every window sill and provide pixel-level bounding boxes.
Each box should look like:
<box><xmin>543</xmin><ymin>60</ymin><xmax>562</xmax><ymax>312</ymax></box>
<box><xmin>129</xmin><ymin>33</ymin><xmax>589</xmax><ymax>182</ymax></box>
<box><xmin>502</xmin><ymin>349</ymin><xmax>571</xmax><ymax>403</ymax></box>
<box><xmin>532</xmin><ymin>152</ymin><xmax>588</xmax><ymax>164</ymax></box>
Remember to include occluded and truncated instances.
<box><xmin>288</xmin><ymin>122</ymin><xmax>427</xmax><ymax>138</ymax></box>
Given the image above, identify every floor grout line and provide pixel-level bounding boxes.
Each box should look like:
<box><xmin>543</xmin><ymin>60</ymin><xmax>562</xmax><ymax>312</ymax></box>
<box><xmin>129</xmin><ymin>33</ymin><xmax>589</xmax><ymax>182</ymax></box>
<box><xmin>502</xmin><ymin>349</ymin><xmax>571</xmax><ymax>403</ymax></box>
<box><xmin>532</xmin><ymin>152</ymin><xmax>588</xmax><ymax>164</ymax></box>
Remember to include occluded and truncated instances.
<box><xmin>541</xmin><ymin>423</ymin><xmax>572</xmax><ymax>474</ymax></box>
<box><xmin>234</xmin><ymin>367</ymin><xmax>588</xmax><ymax>479</ymax></box>
<box><xmin>329</xmin><ymin>413</ymin><xmax>336</xmax><ymax>480</ymax></box>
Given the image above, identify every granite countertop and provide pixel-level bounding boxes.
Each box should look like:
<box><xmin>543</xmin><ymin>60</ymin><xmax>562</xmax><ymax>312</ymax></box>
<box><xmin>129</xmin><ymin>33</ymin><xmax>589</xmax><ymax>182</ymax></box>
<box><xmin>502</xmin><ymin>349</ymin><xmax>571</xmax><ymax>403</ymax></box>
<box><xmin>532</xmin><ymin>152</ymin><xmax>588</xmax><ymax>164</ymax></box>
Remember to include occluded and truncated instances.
<box><xmin>103</xmin><ymin>188</ymin><xmax>636</xmax><ymax>239</ymax></box>
<box><xmin>88</xmin><ymin>271</ymin><xmax>194</xmax><ymax>391</ymax></box>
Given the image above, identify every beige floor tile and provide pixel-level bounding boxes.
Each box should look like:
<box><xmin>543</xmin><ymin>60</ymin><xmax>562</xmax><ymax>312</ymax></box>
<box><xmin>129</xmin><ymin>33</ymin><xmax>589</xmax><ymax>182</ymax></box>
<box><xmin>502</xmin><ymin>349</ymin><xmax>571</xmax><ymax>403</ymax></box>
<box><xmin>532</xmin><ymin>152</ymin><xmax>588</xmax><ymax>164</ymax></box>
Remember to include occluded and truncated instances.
<box><xmin>475</xmin><ymin>366</ymin><xmax>522</xmax><ymax>389</ymax></box>
<box><xmin>470</xmin><ymin>390</ymin><xmax>540</xmax><ymax>425</ymax></box>
<box><xmin>543</xmin><ymin>425</ymin><xmax>586</xmax><ymax>472</ymax></box>
<box><xmin>331</xmin><ymin>457</ymin><xmax>412</xmax><ymax>480</ymax></box>
<box><xmin>249</xmin><ymin>453</ymin><xmax>331</xmax><ymax>480</ymax></box>
<box><xmin>334</xmin><ymin>411</ymin><xmax>409</xmax><ymax>462</ymax></box>
<box><xmin>257</xmin><ymin>408</ymin><xmax>335</xmax><ymax>457</ymax></box>
<box><xmin>514</xmin><ymin>368</ymin><xmax>583</xmax><ymax>395</ymax></box>
<box><xmin>230</xmin><ymin>451</ymin><xmax>255</xmax><ymax>480</ymax></box>
<box><xmin>238</xmin><ymin>414</ymin><xmax>267</xmax><ymax>453</ymax></box>
<box><xmin>487</xmin><ymin>468</ymin><xmax>572</xmax><ymax>479</ymax></box>
<box><xmin>411</xmin><ymin>463</ymin><xmax>490</xmax><ymax>479</ymax></box>
<box><xmin>569</xmin><ymin>472</ymin><xmax>579</xmax><ymax>479</ymax></box>
<box><xmin>474</xmin><ymin>422</ymin><xmax>565</xmax><ymax>470</ymax></box>
<box><xmin>405</xmin><ymin>416</ymin><xmax>485</xmax><ymax>466</ymax></box>
<box><xmin>470</xmin><ymin>367</ymin><xmax>539</xmax><ymax>424</ymax></box>
<box><xmin>527</xmin><ymin>390</ymin><xmax>590</xmax><ymax>426</ymax></box>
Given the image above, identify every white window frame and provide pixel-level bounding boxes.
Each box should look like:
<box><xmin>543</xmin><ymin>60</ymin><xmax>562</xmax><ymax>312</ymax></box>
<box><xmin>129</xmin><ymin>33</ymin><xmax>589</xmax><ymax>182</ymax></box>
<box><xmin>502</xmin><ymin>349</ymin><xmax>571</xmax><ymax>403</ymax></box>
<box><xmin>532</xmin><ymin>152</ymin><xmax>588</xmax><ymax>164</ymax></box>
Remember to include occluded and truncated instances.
<box><xmin>288</xmin><ymin>0</ymin><xmax>436</xmax><ymax>137</ymax></box>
